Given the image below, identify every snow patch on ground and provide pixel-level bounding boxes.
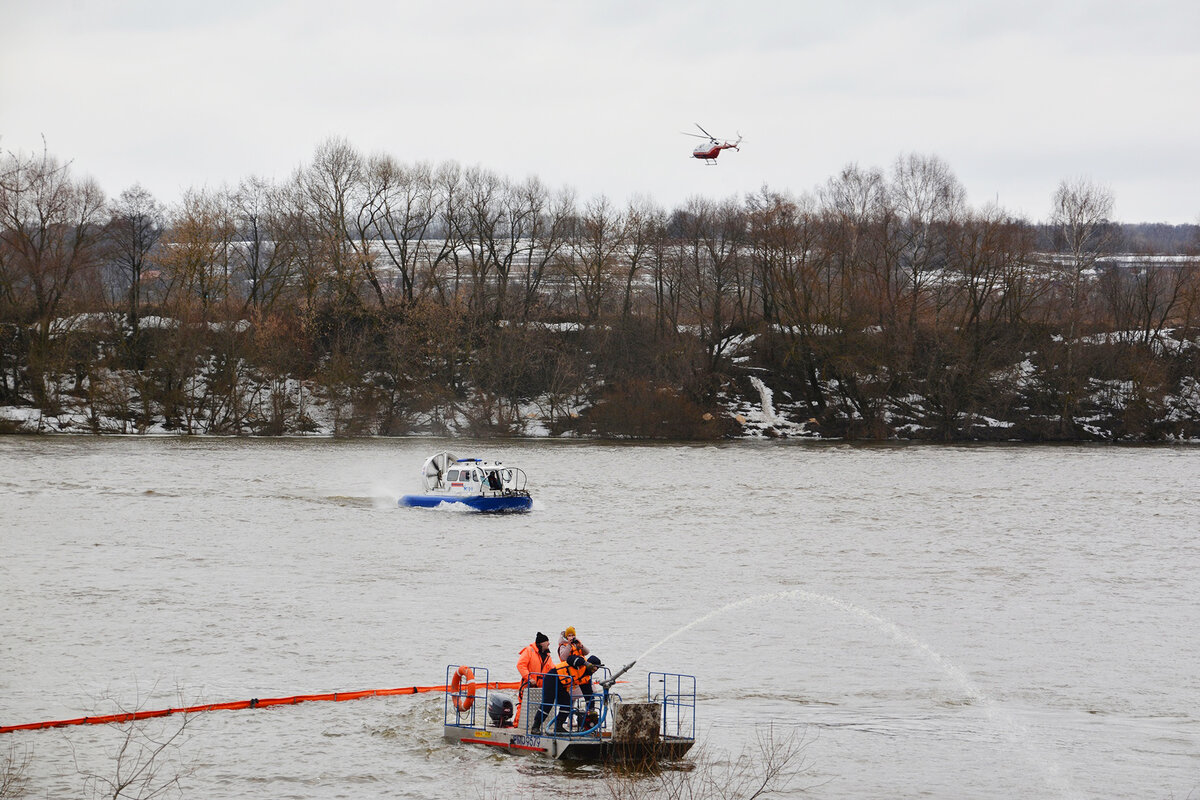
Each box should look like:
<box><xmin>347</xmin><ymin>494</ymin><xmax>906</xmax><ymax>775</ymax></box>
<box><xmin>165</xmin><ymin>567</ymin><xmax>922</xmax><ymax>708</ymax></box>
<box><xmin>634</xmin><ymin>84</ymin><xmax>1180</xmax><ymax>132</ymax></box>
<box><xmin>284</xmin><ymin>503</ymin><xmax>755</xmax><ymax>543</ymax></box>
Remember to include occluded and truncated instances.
<box><xmin>722</xmin><ymin>377</ymin><xmax>815</xmax><ymax>439</ymax></box>
<box><xmin>749</xmin><ymin>376</ymin><xmax>778</xmax><ymax>427</ymax></box>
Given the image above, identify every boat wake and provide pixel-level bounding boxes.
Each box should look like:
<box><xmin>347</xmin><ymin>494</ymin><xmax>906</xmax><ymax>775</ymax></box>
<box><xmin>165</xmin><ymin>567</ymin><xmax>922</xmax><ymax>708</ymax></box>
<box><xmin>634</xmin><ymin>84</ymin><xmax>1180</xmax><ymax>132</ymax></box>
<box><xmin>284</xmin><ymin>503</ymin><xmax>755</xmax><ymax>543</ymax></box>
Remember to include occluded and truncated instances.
<box><xmin>428</xmin><ymin>500</ymin><xmax>476</xmax><ymax>513</ymax></box>
<box><xmin>370</xmin><ymin>482</ymin><xmax>403</xmax><ymax>510</ymax></box>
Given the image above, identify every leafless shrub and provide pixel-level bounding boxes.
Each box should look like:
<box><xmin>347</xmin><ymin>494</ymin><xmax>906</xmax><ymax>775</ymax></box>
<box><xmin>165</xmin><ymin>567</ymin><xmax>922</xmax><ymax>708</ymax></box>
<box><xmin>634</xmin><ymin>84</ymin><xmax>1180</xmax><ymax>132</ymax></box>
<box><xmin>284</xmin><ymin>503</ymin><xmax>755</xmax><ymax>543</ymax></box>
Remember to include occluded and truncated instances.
<box><xmin>596</xmin><ymin>724</ymin><xmax>817</xmax><ymax>800</ymax></box>
<box><xmin>1</xmin><ymin>743</ymin><xmax>32</xmax><ymax>799</ymax></box>
<box><xmin>67</xmin><ymin>687</ymin><xmax>194</xmax><ymax>800</ymax></box>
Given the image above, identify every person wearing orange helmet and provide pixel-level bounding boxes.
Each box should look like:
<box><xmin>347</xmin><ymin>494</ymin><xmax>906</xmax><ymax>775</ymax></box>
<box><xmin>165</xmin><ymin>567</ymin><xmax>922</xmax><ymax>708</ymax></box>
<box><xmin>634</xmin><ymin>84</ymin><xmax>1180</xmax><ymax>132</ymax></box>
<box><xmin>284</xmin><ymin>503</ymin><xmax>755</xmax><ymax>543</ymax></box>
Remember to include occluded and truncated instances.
<box><xmin>559</xmin><ymin>627</ymin><xmax>603</xmax><ymax>727</ymax></box>
<box><xmin>557</xmin><ymin>626</ymin><xmax>589</xmax><ymax>662</ymax></box>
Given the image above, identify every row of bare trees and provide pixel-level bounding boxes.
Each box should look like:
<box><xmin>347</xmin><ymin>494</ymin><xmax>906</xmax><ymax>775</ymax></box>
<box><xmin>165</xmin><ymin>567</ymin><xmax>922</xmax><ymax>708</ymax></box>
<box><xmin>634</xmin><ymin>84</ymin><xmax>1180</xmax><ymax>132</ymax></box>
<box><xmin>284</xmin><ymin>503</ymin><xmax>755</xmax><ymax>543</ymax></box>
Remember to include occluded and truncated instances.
<box><xmin>2</xmin><ymin>139</ymin><xmax>1198</xmax><ymax>438</ymax></box>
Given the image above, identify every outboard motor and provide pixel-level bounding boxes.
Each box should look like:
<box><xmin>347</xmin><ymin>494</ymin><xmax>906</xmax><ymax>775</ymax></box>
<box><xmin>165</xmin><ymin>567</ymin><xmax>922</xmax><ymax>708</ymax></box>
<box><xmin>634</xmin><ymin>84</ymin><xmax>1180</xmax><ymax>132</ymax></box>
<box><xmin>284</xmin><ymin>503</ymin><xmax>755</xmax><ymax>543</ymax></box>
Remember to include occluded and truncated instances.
<box><xmin>487</xmin><ymin>693</ymin><xmax>514</xmax><ymax>727</ymax></box>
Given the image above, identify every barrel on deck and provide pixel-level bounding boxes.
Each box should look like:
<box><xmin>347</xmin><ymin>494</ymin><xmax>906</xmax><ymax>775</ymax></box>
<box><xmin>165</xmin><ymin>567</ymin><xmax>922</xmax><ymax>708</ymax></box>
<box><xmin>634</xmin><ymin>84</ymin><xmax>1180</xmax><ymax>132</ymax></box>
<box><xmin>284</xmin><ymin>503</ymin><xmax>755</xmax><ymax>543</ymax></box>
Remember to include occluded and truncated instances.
<box><xmin>607</xmin><ymin>701</ymin><xmax>694</xmax><ymax>762</ymax></box>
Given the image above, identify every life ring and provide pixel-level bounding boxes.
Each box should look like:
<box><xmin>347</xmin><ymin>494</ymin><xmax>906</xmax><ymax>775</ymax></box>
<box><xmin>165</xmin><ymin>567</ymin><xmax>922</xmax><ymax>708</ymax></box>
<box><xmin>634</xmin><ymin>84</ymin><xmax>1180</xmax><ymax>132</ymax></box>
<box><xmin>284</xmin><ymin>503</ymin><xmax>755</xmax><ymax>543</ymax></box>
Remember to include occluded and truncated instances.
<box><xmin>450</xmin><ymin>666</ymin><xmax>476</xmax><ymax>711</ymax></box>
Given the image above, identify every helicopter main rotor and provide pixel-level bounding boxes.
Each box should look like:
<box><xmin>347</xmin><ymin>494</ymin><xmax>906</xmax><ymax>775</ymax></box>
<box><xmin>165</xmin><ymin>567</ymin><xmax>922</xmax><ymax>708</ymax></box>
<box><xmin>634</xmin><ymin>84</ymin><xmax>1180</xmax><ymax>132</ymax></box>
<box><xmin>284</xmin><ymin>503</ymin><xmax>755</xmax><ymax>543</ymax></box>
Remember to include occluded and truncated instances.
<box><xmin>680</xmin><ymin>122</ymin><xmax>720</xmax><ymax>144</ymax></box>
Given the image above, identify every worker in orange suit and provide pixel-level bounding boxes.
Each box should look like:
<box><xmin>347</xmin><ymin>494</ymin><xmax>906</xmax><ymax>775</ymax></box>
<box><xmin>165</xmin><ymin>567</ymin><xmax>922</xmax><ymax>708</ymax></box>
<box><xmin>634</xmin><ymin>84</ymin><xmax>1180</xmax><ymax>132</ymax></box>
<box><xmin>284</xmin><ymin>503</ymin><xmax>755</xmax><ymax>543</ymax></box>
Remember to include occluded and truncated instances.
<box><xmin>513</xmin><ymin>632</ymin><xmax>552</xmax><ymax>727</ymax></box>
<box><xmin>532</xmin><ymin>655</ymin><xmax>597</xmax><ymax>734</ymax></box>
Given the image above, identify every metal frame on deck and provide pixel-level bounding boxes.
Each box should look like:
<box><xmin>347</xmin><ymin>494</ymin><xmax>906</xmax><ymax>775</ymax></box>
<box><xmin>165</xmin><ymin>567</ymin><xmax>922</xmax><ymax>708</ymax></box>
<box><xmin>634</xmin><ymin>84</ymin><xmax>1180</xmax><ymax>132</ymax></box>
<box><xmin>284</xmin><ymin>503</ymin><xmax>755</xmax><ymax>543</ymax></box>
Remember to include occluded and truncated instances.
<box><xmin>445</xmin><ymin>664</ymin><xmax>489</xmax><ymax>729</ymax></box>
<box><xmin>649</xmin><ymin>671</ymin><xmax>696</xmax><ymax>741</ymax></box>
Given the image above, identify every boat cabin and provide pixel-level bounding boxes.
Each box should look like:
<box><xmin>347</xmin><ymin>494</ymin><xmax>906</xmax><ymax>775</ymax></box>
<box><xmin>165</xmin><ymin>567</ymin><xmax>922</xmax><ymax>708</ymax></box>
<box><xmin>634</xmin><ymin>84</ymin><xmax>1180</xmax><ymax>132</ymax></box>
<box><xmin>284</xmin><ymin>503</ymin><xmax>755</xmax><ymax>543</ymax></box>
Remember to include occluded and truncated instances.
<box><xmin>434</xmin><ymin>458</ymin><xmax>525</xmax><ymax>495</ymax></box>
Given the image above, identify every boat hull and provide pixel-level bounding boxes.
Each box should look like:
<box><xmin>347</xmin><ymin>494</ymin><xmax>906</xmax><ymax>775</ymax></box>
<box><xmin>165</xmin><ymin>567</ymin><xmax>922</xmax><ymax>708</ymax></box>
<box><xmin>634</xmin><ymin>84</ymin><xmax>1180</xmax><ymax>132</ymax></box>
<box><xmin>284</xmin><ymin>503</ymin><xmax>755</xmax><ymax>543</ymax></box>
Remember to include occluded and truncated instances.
<box><xmin>443</xmin><ymin>724</ymin><xmax>694</xmax><ymax>762</ymax></box>
<box><xmin>399</xmin><ymin>494</ymin><xmax>532</xmax><ymax>513</ymax></box>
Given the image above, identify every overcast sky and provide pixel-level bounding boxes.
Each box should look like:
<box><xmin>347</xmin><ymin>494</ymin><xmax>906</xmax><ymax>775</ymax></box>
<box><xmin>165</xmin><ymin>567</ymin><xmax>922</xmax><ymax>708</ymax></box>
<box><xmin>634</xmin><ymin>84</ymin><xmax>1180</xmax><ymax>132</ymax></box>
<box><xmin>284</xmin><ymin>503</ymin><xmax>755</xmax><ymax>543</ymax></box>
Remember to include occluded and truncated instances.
<box><xmin>3</xmin><ymin>0</ymin><xmax>1198</xmax><ymax>223</ymax></box>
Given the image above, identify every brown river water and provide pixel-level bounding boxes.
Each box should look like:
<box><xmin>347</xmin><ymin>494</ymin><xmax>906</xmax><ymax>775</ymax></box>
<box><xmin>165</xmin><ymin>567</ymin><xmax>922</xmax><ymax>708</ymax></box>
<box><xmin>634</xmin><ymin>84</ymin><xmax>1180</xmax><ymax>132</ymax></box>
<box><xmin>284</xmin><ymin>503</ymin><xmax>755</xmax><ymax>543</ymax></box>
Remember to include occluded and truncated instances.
<box><xmin>2</xmin><ymin>437</ymin><xmax>1198</xmax><ymax>798</ymax></box>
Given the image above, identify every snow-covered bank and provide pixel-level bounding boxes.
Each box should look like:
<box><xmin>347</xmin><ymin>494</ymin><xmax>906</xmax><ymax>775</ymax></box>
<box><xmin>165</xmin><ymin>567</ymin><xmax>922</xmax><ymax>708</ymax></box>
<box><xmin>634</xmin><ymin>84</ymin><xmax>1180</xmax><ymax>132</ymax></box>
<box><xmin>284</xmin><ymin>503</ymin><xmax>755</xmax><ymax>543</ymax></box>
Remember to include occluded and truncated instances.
<box><xmin>5</xmin><ymin>311</ymin><xmax>1200</xmax><ymax>442</ymax></box>
<box><xmin>6</xmin><ymin>364</ymin><xmax>1199</xmax><ymax>442</ymax></box>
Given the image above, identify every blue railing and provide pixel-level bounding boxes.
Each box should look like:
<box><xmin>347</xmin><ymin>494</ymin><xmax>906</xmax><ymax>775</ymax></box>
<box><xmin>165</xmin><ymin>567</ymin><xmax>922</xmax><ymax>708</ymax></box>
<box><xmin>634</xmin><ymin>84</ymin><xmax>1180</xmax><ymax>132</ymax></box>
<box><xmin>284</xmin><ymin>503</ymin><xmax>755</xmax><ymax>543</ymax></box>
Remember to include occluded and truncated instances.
<box><xmin>444</xmin><ymin>664</ymin><xmax>489</xmax><ymax>729</ymax></box>
<box><xmin>527</xmin><ymin>665</ymin><xmax>613</xmax><ymax>737</ymax></box>
<box><xmin>444</xmin><ymin>665</ymin><xmax>695</xmax><ymax>742</ymax></box>
<box><xmin>648</xmin><ymin>671</ymin><xmax>696</xmax><ymax>740</ymax></box>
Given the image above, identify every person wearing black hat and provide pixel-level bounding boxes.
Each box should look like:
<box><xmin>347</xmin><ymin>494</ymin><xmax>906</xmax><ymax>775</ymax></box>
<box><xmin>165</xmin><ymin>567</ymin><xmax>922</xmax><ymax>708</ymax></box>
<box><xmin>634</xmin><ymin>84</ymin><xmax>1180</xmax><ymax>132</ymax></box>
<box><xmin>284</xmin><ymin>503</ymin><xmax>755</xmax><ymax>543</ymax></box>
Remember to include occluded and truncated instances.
<box><xmin>571</xmin><ymin>655</ymin><xmax>604</xmax><ymax>730</ymax></box>
<box><xmin>514</xmin><ymin>632</ymin><xmax>552</xmax><ymax>728</ymax></box>
<box><xmin>532</xmin><ymin>654</ymin><xmax>599</xmax><ymax>734</ymax></box>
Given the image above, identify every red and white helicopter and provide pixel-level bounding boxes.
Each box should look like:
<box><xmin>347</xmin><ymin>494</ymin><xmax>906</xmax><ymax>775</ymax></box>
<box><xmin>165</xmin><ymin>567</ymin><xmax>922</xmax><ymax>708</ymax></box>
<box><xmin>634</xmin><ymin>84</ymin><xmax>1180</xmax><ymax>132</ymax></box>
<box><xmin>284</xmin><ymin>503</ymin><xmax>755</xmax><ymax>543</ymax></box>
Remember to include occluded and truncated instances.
<box><xmin>684</xmin><ymin>123</ymin><xmax>742</xmax><ymax>164</ymax></box>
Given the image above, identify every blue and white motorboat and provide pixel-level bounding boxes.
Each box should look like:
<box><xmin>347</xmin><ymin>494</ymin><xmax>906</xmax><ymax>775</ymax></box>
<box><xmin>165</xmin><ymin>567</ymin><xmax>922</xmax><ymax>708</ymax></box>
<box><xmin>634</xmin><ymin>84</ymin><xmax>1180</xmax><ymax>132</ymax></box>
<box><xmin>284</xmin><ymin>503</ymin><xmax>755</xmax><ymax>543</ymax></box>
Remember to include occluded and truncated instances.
<box><xmin>399</xmin><ymin>452</ymin><xmax>532</xmax><ymax>513</ymax></box>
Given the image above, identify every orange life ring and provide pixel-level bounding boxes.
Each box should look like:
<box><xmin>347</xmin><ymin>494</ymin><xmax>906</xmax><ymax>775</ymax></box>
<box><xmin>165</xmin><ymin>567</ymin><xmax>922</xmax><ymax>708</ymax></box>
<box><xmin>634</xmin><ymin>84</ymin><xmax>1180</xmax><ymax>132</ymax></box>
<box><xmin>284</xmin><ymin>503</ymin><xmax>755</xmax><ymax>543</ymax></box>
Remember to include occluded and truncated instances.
<box><xmin>450</xmin><ymin>666</ymin><xmax>476</xmax><ymax>711</ymax></box>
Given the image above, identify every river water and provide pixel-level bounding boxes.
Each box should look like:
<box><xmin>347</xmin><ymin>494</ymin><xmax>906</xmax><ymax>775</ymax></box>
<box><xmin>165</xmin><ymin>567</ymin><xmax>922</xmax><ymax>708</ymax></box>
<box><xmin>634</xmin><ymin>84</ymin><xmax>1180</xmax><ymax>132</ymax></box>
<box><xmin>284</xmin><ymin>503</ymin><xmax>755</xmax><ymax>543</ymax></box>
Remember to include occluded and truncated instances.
<box><xmin>1</xmin><ymin>437</ymin><xmax>1197</xmax><ymax>799</ymax></box>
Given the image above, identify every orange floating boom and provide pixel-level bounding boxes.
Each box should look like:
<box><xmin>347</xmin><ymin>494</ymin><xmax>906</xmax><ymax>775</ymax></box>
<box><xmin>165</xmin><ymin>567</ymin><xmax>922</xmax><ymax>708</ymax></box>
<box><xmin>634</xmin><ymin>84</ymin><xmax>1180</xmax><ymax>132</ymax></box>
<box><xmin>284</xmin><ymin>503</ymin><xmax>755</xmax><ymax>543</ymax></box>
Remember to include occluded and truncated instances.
<box><xmin>0</xmin><ymin>681</ymin><xmax>521</xmax><ymax>735</ymax></box>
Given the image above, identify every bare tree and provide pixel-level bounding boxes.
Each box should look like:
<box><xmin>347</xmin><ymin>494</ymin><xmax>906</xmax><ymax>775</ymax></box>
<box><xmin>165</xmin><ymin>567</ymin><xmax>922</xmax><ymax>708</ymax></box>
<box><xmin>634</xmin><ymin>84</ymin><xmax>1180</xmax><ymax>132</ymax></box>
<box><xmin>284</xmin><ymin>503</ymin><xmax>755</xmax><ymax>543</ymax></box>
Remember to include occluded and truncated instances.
<box><xmin>665</xmin><ymin>196</ymin><xmax>751</xmax><ymax>376</ymax></box>
<box><xmin>426</xmin><ymin>161</ymin><xmax>465</xmax><ymax>304</ymax></box>
<box><xmin>1176</xmin><ymin>248</ymin><xmax>1200</xmax><ymax>346</ymax></box>
<box><xmin>651</xmin><ymin>211</ymin><xmax>689</xmax><ymax>338</ymax></box>
<box><xmin>907</xmin><ymin>205</ymin><xmax>1041</xmax><ymax>437</ymax></box>
<box><xmin>0</xmin><ymin>145</ymin><xmax>107</xmax><ymax>404</ymax></box>
<box><xmin>106</xmin><ymin>184</ymin><xmax>164</xmax><ymax>337</ymax></box>
<box><xmin>517</xmin><ymin>182</ymin><xmax>575</xmax><ymax>322</ymax></box>
<box><xmin>1098</xmin><ymin>255</ymin><xmax>1189</xmax><ymax>346</ymax></box>
<box><xmin>947</xmin><ymin>205</ymin><xmax>1040</xmax><ymax>351</ymax></box>
<box><xmin>448</xmin><ymin>165</ymin><xmax>534</xmax><ymax>321</ymax></box>
<box><xmin>440</xmin><ymin>171</ymin><xmax>547</xmax><ymax>323</ymax></box>
<box><xmin>362</xmin><ymin>157</ymin><xmax>445</xmax><ymax>305</ymax></box>
<box><xmin>491</xmin><ymin>176</ymin><xmax>548</xmax><ymax>322</ymax></box>
<box><xmin>814</xmin><ymin>164</ymin><xmax>895</xmax><ymax>437</ymax></box>
<box><xmin>295</xmin><ymin>137</ymin><xmax>374</xmax><ymax>309</ymax></box>
<box><xmin>566</xmin><ymin>195</ymin><xmax>627</xmax><ymax>324</ymax></box>
<box><xmin>746</xmin><ymin>186</ymin><xmax>796</xmax><ymax>327</ymax></box>
<box><xmin>889</xmin><ymin>153</ymin><xmax>966</xmax><ymax>330</ymax></box>
<box><xmin>621</xmin><ymin>195</ymin><xmax>664</xmax><ymax>320</ymax></box>
<box><xmin>747</xmin><ymin>187</ymin><xmax>827</xmax><ymax>412</ymax></box>
<box><xmin>1052</xmin><ymin>177</ymin><xmax>1115</xmax><ymax>325</ymax></box>
<box><xmin>230</xmin><ymin>175</ymin><xmax>300</xmax><ymax>315</ymax></box>
<box><xmin>157</xmin><ymin>187</ymin><xmax>235</xmax><ymax>317</ymax></box>
<box><xmin>700</xmin><ymin>197</ymin><xmax>750</xmax><ymax>371</ymax></box>
<box><xmin>816</xmin><ymin>163</ymin><xmax>888</xmax><ymax>331</ymax></box>
<box><xmin>1047</xmin><ymin>177</ymin><xmax>1116</xmax><ymax>432</ymax></box>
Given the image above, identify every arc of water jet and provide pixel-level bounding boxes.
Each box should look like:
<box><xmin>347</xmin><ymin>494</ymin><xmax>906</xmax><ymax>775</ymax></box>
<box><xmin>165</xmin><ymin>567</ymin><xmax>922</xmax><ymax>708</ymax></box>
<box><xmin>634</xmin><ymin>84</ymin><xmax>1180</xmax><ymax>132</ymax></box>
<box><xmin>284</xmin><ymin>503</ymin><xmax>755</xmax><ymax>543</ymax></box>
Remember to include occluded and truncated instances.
<box><xmin>637</xmin><ymin>589</ymin><xmax>981</xmax><ymax>700</ymax></box>
<box><xmin>634</xmin><ymin>588</ymin><xmax>1079</xmax><ymax>800</ymax></box>
<box><xmin>633</xmin><ymin>589</ymin><xmax>798</xmax><ymax>664</ymax></box>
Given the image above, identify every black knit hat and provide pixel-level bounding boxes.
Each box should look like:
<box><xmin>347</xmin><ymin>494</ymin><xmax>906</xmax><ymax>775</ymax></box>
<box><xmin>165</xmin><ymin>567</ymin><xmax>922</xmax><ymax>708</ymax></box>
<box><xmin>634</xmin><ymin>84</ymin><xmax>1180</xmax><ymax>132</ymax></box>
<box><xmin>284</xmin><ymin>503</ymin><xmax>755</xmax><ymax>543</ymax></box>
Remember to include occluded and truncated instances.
<box><xmin>535</xmin><ymin>632</ymin><xmax>549</xmax><ymax>644</ymax></box>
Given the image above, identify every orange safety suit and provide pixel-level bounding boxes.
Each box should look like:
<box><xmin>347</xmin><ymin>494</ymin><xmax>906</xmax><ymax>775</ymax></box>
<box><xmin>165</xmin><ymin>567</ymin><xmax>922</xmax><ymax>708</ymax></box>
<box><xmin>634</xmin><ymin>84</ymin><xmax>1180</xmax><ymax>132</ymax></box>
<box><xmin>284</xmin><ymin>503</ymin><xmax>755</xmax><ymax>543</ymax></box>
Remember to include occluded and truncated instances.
<box><xmin>532</xmin><ymin>657</ymin><xmax>591</xmax><ymax>733</ymax></box>
<box><xmin>549</xmin><ymin>659</ymin><xmax>589</xmax><ymax>687</ymax></box>
<box><xmin>514</xmin><ymin>642</ymin><xmax>552</xmax><ymax>726</ymax></box>
<box><xmin>517</xmin><ymin>643</ymin><xmax>552</xmax><ymax>688</ymax></box>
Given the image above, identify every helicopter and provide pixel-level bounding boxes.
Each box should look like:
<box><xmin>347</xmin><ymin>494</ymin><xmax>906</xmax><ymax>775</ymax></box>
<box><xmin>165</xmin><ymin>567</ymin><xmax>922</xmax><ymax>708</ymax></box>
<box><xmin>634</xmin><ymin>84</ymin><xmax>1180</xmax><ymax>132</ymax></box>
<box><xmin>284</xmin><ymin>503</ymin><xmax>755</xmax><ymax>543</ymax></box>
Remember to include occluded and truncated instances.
<box><xmin>684</xmin><ymin>123</ymin><xmax>742</xmax><ymax>164</ymax></box>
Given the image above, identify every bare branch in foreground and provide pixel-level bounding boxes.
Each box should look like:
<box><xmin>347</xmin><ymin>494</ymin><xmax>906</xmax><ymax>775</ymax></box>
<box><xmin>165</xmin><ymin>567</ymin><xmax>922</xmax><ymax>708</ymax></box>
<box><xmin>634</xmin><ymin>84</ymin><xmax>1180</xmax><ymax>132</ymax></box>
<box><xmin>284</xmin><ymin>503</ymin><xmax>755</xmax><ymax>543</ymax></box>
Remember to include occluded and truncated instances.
<box><xmin>66</xmin><ymin>683</ymin><xmax>196</xmax><ymax>800</ymax></box>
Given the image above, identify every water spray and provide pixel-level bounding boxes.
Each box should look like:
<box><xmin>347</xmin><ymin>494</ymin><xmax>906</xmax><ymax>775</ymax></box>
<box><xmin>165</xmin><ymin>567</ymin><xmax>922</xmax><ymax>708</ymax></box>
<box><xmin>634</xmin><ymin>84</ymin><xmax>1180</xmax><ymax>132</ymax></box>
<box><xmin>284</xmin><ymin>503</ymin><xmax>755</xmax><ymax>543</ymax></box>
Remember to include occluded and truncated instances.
<box><xmin>619</xmin><ymin>588</ymin><xmax>1079</xmax><ymax>800</ymax></box>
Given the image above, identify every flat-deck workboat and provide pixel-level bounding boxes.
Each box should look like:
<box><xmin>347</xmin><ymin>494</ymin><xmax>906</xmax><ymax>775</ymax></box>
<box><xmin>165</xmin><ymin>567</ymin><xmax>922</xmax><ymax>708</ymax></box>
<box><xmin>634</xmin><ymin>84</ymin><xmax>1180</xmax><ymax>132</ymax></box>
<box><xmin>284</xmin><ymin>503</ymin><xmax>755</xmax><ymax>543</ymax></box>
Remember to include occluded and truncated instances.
<box><xmin>399</xmin><ymin>452</ymin><xmax>532</xmax><ymax>513</ymax></box>
<box><xmin>442</xmin><ymin>664</ymin><xmax>696</xmax><ymax>762</ymax></box>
